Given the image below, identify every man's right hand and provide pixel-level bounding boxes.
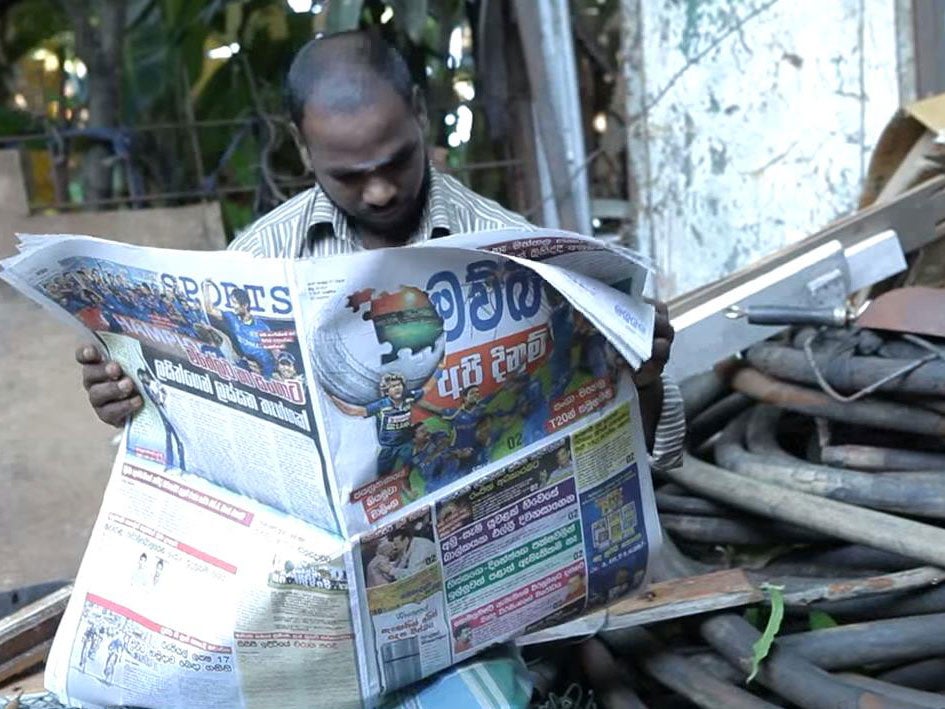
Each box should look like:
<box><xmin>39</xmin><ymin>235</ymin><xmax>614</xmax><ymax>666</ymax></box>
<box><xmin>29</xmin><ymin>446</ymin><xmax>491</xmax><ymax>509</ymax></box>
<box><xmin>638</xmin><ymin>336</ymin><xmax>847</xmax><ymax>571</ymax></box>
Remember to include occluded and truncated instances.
<box><xmin>76</xmin><ymin>345</ymin><xmax>143</xmax><ymax>427</ymax></box>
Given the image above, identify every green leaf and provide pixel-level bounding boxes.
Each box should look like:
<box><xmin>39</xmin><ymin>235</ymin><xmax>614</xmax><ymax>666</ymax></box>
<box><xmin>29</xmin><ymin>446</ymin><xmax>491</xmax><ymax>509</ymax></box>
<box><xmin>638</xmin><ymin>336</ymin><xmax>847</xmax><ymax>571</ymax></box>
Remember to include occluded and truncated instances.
<box><xmin>391</xmin><ymin>0</ymin><xmax>428</xmax><ymax>43</ymax></box>
<box><xmin>747</xmin><ymin>584</ymin><xmax>785</xmax><ymax>684</ymax></box>
<box><xmin>324</xmin><ymin>0</ymin><xmax>364</xmax><ymax>33</ymax></box>
<box><xmin>808</xmin><ymin>610</ymin><xmax>838</xmax><ymax>631</ymax></box>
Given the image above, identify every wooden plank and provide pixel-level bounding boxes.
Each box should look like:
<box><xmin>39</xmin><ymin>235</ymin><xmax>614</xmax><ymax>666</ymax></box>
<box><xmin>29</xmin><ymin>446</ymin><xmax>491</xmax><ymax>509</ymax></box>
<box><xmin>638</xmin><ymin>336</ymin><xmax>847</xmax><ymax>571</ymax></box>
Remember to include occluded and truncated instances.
<box><xmin>0</xmin><ymin>666</ymin><xmax>46</xmax><ymax>699</ymax></box>
<box><xmin>604</xmin><ymin>569</ymin><xmax>763</xmax><ymax>629</ymax></box>
<box><xmin>518</xmin><ymin>569</ymin><xmax>762</xmax><ymax>644</ymax></box>
<box><xmin>0</xmin><ymin>585</ymin><xmax>71</xmax><ymax>671</ymax></box>
<box><xmin>0</xmin><ymin>640</ymin><xmax>51</xmax><ymax>689</ymax></box>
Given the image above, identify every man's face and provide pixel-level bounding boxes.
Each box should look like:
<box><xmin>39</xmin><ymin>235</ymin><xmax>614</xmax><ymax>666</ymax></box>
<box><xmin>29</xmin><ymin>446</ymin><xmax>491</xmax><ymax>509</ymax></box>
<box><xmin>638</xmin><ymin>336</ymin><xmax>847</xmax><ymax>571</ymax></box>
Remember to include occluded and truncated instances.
<box><xmin>390</xmin><ymin>534</ymin><xmax>409</xmax><ymax>556</ymax></box>
<box><xmin>557</xmin><ymin>449</ymin><xmax>570</xmax><ymax>469</ymax></box>
<box><xmin>301</xmin><ymin>85</ymin><xmax>427</xmax><ymax>239</ymax></box>
<box><xmin>278</xmin><ymin>361</ymin><xmax>296</xmax><ymax>379</ymax></box>
<box><xmin>388</xmin><ymin>379</ymin><xmax>405</xmax><ymax>400</ymax></box>
<box><xmin>414</xmin><ymin>426</ymin><xmax>430</xmax><ymax>447</ymax></box>
<box><xmin>234</xmin><ymin>299</ymin><xmax>250</xmax><ymax>318</ymax></box>
<box><xmin>464</xmin><ymin>387</ymin><xmax>481</xmax><ymax>406</ymax></box>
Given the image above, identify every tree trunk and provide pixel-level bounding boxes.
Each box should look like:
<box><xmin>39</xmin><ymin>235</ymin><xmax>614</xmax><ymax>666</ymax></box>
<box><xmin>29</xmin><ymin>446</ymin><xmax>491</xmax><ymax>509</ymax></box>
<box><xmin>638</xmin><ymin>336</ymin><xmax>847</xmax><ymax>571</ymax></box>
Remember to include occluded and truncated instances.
<box><xmin>66</xmin><ymin>0</ymin><xmax>126</xmax><ymax>204</ymax></box>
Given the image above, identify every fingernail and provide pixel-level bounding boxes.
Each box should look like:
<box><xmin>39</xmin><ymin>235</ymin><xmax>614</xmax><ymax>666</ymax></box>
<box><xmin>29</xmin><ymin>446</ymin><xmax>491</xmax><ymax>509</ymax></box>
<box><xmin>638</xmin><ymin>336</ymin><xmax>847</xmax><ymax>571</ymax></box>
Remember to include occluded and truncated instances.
<box><xmin>84</xmin><ymin>346</ymin><xmax>95</xmax><ymax>359</ymax></box>
<box><xmin>107</xmin><ymin>363</ymin><xmax>121</xmax><ymax>378</ymax></box>
<box><xmin>131</xmin><ymin>396</ymin><xmax>143</xmax><ymax>409</ymax></box>
<box><xmin>119</xmin><ymin>379</ymin><xmax>133</xmax><ymax>393</ymax></box>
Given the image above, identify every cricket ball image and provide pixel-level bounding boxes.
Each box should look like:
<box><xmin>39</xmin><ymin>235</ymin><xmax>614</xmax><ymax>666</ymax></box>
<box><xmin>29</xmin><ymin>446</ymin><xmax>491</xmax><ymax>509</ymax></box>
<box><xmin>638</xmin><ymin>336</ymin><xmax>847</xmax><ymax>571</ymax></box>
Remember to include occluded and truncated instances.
<box><xmin>311</xmin><ymin>285</ymin><xmax>446</xmax><ymax>405</ymax></box>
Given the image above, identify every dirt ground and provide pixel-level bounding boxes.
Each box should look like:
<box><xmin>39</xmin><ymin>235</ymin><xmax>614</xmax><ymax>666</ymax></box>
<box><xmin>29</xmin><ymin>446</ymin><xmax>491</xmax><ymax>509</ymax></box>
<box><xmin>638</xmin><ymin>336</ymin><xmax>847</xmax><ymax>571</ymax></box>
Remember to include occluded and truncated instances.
<box><xmin>0</xmin><ymin>281</ymin><xmax>117</xmax><ymax>592</ymax></box>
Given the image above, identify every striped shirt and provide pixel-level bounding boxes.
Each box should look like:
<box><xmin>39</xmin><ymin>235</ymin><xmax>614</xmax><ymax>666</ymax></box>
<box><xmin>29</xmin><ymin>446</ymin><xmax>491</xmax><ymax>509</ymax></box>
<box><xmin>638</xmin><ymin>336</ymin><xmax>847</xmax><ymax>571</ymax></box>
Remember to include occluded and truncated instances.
<box><xmin>228</xmin><ymin>167</ymin><xmax>685</xmax><ymax>471</ymax></box>
<box><xmin>229</xmin><ymin>168</ymin><xmax>533</xmax><ymax>258</ymax></box>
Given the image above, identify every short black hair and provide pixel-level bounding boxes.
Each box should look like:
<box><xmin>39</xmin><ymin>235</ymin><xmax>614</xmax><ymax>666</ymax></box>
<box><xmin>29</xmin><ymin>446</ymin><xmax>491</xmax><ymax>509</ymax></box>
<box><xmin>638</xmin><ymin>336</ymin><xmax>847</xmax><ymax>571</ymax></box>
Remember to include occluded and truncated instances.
<box><xmin>388</xmin><ymin>528</ymin><xmax>412</xmax><ymax>543</ymax></box>
<box><xmin>230</xmin><ymin>288</ymin><xmax>251</xmax><ymax>307</ymax></box>
<box><xmin>285</xmin><ymin>29</ymin><xmax>414</xmax><ymax>127</ymax></box>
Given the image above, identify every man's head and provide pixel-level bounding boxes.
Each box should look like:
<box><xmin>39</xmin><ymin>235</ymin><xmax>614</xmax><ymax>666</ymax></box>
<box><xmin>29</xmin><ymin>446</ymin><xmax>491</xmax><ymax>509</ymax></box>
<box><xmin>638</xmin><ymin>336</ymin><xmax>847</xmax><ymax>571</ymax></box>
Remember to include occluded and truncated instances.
<box><xmin>277</xmin><ymin>351</ymin><xmax>298</xmax><ymax>378</ymax></box>
<box><xmin>388</xmin><ymin>528</ymin><xmax>413</xmax><ymax>557</ymax></box>
<box><xmin>230</xmin><ymin>288</ymin><xmax>252</xmax><ymax>317</ymax></box>
<box><xmin>556</xmin><ymin>446</ymin><xmax>571</xmax><ymax>470</ymax></box>
<box><xmin>286</xmin><ymin>31</ymin><xmax>428</xmax><ymax>241</ymax></box>
<box><xmin>461</xmin><ymin>385</ymin><xmax>481</xmax><ymax>407</ymax></box>
<box><xmin>380</xmin><ymin>372</ymin><xmax>406</xmax><ymax>400</ymax></box>
<box><xmin>454</xmin><ymin>623</ymin><xmax>472</xmax><ymax>643</ymax></box>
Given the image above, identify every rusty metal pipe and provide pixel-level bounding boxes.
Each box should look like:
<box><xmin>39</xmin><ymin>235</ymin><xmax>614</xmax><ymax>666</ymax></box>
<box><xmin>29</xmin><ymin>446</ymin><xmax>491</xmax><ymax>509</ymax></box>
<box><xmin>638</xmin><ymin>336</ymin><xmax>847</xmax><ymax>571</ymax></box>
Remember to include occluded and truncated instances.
<box><xmin>789</xmin><ymin>544</ymin><xmax>915</xmax><ymax>572</ymax></box>
<box><xmin>700</xmin><ymin>615</ymin><xmax>928</xmax><ymax>709</ymax></box>
<box><xmin>687</xmin><ymin>392</ymin><xmax>755</xmax><ymax>446</ymax></box>
<box><xmin>716</xmin><ymin>412</ymin><xmax>945</xmax><ymax>519</ymax></box>
<box><xmin>680</xmin><ymin>369</ymin><xmax>730</xmax><ymax>420</ymax></box>
<box><xmin>821</xmin><ymin>444</ymin><xmax>945</xmax><ymax>472</ymax></box>
<box><xmin>877</xmin><ymin>657</ymin><xmax>945</xmax><ymax>691</ymax></box>
<box><xmin>604</xmin><ymin>627</ymin><xmax>777</xmax><ymax>709</ymax></box>
<box><xmin>730</xmin><ymin>366</ymin><xmax>945</xmax><ymax>436</ymax></box>
<box><xmin>813</xmin><ymin>585</ymin><xmax>945</xmax><ymax>620</ymax></box>
<box><xmin>834</xmin><ymin>674</ymin><xmax>945</xmax><ymax>707</ymax></box>
<box><xmin>669</xmin><ymin>453</ymin><xmax>945</xmax><ymax>567</ymax></box>
<box><xmin>655</xmin><ymin>491</ymin><xmax>733</xmax><ymax>516</ymax></box>
<box><xmin>777</xmin><ymin>613</ymin><xmax>945</xmax><ymax>670</ymax></box>
<box><xmin>747</xmin><ymin>341</ymin><xmax>945</xmax><ymax>398</ymax></box>
<box><xmin>661</xmin><ymin>514</ymin><xmax>830</xmax><ymax>546</ymax></box>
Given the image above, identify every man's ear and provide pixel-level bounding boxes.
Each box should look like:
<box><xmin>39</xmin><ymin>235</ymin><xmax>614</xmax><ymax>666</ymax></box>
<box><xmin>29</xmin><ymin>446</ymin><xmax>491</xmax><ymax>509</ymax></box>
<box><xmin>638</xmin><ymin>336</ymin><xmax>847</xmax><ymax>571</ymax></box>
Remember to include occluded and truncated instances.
<box><xmin>412</xmin><ymin>85</ymin><xmax>429</xmax><ymax>133</ymax></box>
<box><xmin>287</xmin><ymin>120</ymin><xmax>314</xmax><ymax>174</ymax></box>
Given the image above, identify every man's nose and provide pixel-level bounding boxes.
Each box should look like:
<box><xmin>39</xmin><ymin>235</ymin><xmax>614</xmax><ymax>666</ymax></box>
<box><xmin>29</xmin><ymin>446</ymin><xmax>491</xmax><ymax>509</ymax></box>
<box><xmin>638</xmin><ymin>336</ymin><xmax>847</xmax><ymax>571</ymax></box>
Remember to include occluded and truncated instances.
<box><xmin>362</xmin><ymin>176</ymin><xmax>397</xmax><ymax>208</ymax></box>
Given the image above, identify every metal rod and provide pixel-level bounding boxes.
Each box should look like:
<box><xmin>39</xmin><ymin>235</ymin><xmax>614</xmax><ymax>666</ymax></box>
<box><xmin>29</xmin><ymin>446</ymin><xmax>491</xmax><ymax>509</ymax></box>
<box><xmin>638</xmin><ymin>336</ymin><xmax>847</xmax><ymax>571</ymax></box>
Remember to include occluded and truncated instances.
<box><xmin>777</xmin><ymin>612</ymin><xmax>945</xmax><ymax>670</ymax></box>
<box><xmin>730</xmin><ymin>366</ymin><xmax>945</xmax><ymax>436</ymax></box>
<box><xmin>603</xmin><ymin>628</ymin><xmax>777</xmax><ymax>709</ymax></box>
<box><xmin>668</xmin><ymin>453</ymin><xmax>945</xmax><ymax>567</ymax></box>
<box><xmin>701</xmin><ymin>614</ymin><xmax>927</xmax><ymax>709</ymax></box>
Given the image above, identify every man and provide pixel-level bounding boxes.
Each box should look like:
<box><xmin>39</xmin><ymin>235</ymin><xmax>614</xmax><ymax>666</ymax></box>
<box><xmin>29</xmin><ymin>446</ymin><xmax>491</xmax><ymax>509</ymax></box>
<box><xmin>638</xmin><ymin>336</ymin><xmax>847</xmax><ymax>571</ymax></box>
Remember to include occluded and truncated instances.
<box><xmin>75</xmin><ymin>29</ymin><xmax>682</xmax><ymax>708</ymax></box>
<box><xmin>138</xmin><ymin>368</ymin><xmax>186</xmax><ymax>472</ymax></box>
<box><xmin>202</xmin><ymin>284</ymin><xmax>276</xmax><ymax>377</ymax></box>
<box><xmin>386</xmin><ymin>527</ymin><xmax>437</xmax><ymax>580</ymax></box>
<box><xmin>329</xmin><ymin>372</ymin><xmax>426</xmax><ymax>477</ymax></box>
<box><xmin>419</xmin><ymin>384</ymin><xmax>502</xmax><ymax>473</ymax></box>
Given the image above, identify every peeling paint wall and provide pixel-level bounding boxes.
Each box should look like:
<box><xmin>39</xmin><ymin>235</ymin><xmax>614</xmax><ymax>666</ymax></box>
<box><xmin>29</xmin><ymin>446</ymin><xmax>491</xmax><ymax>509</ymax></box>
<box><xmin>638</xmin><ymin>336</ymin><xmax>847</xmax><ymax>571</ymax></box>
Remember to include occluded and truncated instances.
<box><xmin>624</xmin><ymin>0</ymin><xmax>900</xmax><ymax>297</ymax></box>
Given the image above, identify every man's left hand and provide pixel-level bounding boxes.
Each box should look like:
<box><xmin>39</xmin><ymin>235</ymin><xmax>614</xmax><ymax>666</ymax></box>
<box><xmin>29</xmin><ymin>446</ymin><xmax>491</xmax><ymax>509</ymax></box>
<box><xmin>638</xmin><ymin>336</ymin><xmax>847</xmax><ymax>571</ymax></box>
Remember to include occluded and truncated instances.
<box><xmin>633</xmin><ymin>300</ymin><xmax>674</xmax><ymax>389</ymax></box>
<box><xmin>634</xmin><ymin>300</ymin><xmax>674</xmax><ymax>450</ymax></box>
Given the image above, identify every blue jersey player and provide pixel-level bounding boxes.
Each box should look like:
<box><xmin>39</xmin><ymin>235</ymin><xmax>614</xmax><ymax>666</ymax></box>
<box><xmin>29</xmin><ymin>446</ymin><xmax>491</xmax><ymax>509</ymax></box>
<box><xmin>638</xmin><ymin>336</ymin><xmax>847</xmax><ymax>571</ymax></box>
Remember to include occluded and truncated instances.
<box><xmin>204</xmin><ymin>284</ymin><xmax>277</xmax><ymax>377</ymax></box>
<box><xmin>329</xmin><ymin>372</ymin><xmax>425</xmax><ymax>477</ymax></box>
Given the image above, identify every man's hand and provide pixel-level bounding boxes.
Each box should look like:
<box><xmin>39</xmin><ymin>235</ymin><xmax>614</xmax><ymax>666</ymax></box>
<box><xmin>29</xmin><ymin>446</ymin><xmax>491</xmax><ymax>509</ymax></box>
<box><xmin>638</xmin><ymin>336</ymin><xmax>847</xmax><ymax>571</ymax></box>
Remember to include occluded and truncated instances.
<box><xmin>76</xmin><ymin>345</ymin><xmax>143</xmax><ymax>427</ymax></box>
<box><xmin>633</xmin><ymin>300</ymin><xmax>674</xmax><ymax>389</ymax></box>
<box><xmin>634</xmin><ymin>300</ymin><xmax>674</xmax><ymax>450</ymax></box>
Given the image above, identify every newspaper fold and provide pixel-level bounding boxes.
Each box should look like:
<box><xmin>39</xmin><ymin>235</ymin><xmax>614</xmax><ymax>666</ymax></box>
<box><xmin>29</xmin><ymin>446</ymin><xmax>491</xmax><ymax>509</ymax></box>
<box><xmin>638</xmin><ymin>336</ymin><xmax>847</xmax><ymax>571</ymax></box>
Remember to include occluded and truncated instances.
<box><xmin>1</xmin><ymin>228</ymin><xmax>661</xmax><ymax>709</ymax></box>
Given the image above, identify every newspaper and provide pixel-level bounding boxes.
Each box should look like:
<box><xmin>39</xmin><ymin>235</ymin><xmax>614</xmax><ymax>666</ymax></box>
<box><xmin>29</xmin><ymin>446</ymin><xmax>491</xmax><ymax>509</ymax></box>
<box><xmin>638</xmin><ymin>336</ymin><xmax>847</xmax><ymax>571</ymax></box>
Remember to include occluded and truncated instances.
<box><xmin>1</xmin><ymin>228</ymin><xmax>662</xmax><ymax>709</ymax></box>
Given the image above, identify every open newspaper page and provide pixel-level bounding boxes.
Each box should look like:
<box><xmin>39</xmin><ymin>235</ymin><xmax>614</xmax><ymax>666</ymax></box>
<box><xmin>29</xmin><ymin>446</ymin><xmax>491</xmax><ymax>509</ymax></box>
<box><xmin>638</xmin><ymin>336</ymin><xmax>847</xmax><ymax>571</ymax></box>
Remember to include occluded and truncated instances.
<box><xmin>41</xmin><ymin>447</ymin><xmax>360</xmax><ymax>709</ymax></box>
<box><xmin>2</xmin><ymin>235</ymin><xmax>337</xmax><ymax>532</ymax></box>
<box><xmin>2</xmin><ymin>229</ymin><xmax>662</xmax><ymax>709</ymax></box>
<box><xmin>293</xmin><ymin>236</ymin><xmax>662</xmax><ymax>700</ymax></box>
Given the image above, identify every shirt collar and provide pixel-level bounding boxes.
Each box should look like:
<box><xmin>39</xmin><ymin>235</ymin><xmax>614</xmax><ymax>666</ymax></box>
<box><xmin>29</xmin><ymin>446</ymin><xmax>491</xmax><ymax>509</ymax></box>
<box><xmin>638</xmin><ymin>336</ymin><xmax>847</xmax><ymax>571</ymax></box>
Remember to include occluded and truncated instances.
<box><xmin>304</xmin><ymin>165</ymin><xmax>452</xmax><ymax>254</ymax></box>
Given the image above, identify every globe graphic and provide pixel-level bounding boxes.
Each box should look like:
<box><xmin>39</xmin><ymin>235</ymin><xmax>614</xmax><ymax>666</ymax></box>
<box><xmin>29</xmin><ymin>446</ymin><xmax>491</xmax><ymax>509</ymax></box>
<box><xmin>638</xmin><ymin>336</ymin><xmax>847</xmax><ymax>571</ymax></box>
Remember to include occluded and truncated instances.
<box><xmin>311</xmin><ymin>285</ymin><xmax>446</xmax><ymax>406</ymax></box>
